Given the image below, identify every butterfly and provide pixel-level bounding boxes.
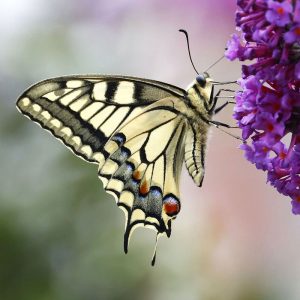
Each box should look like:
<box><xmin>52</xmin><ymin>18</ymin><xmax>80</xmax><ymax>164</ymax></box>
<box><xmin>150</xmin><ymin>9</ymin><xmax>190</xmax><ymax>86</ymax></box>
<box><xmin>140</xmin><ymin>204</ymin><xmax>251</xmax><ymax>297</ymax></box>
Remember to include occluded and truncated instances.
<box><xmin>15</xmin><ymin>31</ymin><xmax>235</xmax><ymax>265</ymax></box>
<box><xmin>16</xmin><ymin>72</ymin><xmax>234</xmax><ymax>263</ymax></box>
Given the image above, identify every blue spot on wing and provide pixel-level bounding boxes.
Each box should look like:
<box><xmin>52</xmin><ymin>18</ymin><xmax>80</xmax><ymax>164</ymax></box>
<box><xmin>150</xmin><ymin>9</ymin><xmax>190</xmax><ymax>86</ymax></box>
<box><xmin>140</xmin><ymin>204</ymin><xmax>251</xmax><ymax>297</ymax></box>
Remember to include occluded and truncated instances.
<box><xmin>109</xmin><ymin>146</ymin><xmax>131</xmax><ymax>165</ymax></box>
<box><xmin>112</xmin><ymin>133</ymin><xmax>126</xmax><ymax>146</ymax></box>
<box><xmin>114</xmin><ymin>162</ymin><xmax>134</xmax><ymax>181</ymax></box>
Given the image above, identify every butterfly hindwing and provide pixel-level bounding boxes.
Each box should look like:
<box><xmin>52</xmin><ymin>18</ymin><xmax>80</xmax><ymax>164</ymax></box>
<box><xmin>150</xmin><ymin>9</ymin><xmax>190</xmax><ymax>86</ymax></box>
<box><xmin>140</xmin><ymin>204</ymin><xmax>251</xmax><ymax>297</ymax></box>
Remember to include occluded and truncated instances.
<box><xmin>16</xmin><ymin>75</ymin><xmax>186</xmax><ymax>165</ymax></box>
<box><xmin>97</xmin><ymin>98</ymin><xmax>187</xmax><ymax>250</ymax></box>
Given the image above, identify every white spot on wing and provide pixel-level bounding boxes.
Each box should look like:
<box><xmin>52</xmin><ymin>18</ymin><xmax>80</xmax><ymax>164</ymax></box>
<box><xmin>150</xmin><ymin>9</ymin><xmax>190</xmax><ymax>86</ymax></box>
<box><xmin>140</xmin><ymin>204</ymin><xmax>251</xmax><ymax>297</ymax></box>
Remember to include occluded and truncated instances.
<box><xmin>93</xmin><ymin>82</ymin><xmax>107</xmax><ymax>101</ymax></box>
<box><xmin>49</xmin><ymin>118</ymin><xmax>62</xmax><ymax>130</ymax></box>
<box><xmin>93</xmin><ymin>152</ymin><xmax>105</xmax><ymax>164</ymax></box>
<box><xmin>44</xmin><ymin>91</ymin><xmax>60</xmax><ymax>101</ymax></box>
<box><xmin>18</xmin><ymin>97</ymin><xmax>31</xmax><ymax>109</ymax></box>
<box><xmin>59</xmin><ymin>127</ymin><xmax>73</xmax><ymax>141</ymax></box>
<box><xmin>40</xmin><ymin>111</ymin><xmax>51</xmax><ymax>122</ymax></box>
<box><xmin>106</xmin><ymin>178</ymin><xmax>124</xmax><ymax>194</ymax></box>
<box><xmin>32</xmin><ymin>104</ymin><xmax>42</xmax><ymax>113</ymax></box>
<box><xmin>114</xmin><ymin>81</ymin><xmax>135</xmax><ymax>104</ymax></box>
<box><xmin>66</xmin><ymin>80</ymin><xmax>85</xmax><ymax>88</ymax></box>
<box><xmin>131</xmin><ymin>209</ymin><xmax>146</xmax><ymax>223</ymax></box>
<box><xmin>119</xmin><ymin>191</ymin><xmax>134</xmax><ymax>207</ymax></box>
<box><xmin>100</xmin><ymin>159</ymin><xmax>118</xmax><ymax>175</ymax></box>
<box><xmin>80</xmin><ymin>145</ymin><xmax>93</xmax><ymax>158</ymax></box>
<box><xmin>30</xmin><ymin>104</ymin><xmax>42</xmax><ymax>117</ymax></box>
<box><xmin>69</xmin><ymin>136</ymin><xmax>82</xmax><ymax>151</ymax></box>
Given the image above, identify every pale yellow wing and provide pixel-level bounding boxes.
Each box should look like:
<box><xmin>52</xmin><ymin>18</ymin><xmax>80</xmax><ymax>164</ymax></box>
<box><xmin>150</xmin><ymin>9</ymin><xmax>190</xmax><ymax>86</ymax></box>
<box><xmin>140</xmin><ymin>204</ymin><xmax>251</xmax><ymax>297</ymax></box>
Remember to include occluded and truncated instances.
<box><xmin>16</xmin><ymin>75</ymin><xmax>186</xmax><ymax>164</ymax></box>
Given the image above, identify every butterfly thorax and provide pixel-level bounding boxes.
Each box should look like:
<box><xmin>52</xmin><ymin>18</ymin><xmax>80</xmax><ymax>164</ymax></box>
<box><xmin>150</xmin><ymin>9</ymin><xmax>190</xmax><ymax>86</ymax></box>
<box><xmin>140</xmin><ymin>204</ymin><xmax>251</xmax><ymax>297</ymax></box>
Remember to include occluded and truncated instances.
<box><xmin>185</xmin><ymin>73</ymin><xmax>214</xmax><ymax>121</ymax></box>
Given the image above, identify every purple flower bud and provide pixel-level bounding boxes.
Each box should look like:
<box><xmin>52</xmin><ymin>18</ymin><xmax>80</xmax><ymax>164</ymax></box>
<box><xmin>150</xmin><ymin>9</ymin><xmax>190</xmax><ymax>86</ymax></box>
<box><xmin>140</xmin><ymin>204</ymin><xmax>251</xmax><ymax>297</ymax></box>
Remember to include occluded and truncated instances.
<box><xmin>225</xmin><ymin>34</ymin><xmax>244</xmax><ymax>61</ymax></box>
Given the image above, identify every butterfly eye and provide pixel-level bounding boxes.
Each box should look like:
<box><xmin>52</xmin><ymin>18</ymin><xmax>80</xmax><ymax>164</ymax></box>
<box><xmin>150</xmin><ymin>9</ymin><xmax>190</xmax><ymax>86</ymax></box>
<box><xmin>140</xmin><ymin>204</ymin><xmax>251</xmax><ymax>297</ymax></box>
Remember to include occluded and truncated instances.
<box><xmin>196</xmin><ymin>74</ymin><xmax>206</xmax><ymax>87</ymax></box>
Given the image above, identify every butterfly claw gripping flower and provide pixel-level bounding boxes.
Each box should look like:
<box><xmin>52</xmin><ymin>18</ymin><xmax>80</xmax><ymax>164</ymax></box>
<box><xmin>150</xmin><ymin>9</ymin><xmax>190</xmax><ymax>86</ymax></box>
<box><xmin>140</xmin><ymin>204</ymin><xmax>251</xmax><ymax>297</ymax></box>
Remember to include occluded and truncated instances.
<box><xmin>226</xmin><ymin>0</ymin><xmax>300</xmax><ymax>214</ymax></box>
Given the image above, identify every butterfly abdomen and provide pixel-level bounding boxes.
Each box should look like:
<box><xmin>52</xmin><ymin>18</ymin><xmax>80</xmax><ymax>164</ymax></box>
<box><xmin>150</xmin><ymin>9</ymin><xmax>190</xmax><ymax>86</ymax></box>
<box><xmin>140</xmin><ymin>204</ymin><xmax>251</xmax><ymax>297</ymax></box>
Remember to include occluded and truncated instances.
<box><xmin>184</xmin><ymin>122</ymin><xmax>209</xmax><ymax>187</ymax></box>
<box><xmin>183</xmin><ymin>76</ymin><xmax>215</xmax><ymax>187</ymax></box>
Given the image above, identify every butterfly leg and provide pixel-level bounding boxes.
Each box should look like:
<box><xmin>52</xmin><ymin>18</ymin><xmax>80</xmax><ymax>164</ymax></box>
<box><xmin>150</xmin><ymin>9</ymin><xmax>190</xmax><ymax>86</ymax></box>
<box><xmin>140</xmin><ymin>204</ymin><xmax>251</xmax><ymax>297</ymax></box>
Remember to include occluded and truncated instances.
<box><xmin>214</xmin><ymin>100</ymin><xmax>235</xmax><ymax>114</ymax></box>
<box><xmin>209</xmin><ymin>88</ymin><xmax>236</xmax><ymax>114</ymax></box>
<box><xmin>210</xmin><ymin>120</ymin><xmax>244</xmax><ymax>141</ymax></box>
<box><xmin>213</xmin><ymin>88</ymin><xmax>235</xmax><ymax>102</ymax></box>
<box><xmin>210</xmin><ymin>120</ymin><xmax>237</xmax><ymax>128</ymax></box>
<box><xmin>212</xmin><ymin>81</ymin><xmax>238</xmax><ymax>85</ymax></box>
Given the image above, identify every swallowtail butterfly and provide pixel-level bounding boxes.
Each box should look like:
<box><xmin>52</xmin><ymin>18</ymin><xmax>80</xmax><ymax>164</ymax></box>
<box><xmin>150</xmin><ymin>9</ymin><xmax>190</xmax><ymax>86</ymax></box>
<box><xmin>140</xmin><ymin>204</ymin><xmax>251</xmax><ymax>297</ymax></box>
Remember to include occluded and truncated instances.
<box><xmin>16</xmin><ymin>31</ymin><xmax>234</xmax><ymax>264</ymax></box>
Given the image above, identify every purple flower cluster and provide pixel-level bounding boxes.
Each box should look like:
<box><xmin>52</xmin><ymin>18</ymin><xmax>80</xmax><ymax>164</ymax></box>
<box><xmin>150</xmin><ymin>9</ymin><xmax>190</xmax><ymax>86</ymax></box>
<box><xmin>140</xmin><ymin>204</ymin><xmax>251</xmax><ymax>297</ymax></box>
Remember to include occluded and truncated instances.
<box><xmin>225</xmin><ymin>0</ymin><xmax>300</xmax><ymax>214</ymax></box>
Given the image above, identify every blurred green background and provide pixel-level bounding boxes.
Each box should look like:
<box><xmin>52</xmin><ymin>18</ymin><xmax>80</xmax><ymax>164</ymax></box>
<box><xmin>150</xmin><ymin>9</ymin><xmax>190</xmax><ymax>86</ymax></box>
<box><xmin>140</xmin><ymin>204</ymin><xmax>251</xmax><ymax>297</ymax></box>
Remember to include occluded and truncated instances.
<box><xmin>1</xmin><ymin>0</ymin><xmax>300</xmax><ymax>299</ymax></box>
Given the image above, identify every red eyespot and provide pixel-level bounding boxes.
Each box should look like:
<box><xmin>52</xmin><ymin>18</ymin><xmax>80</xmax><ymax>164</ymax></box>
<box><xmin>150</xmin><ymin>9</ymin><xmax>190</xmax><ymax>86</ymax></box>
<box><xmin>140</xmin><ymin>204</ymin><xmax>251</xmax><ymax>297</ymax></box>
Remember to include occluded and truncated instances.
<box><xmin>163</xmin><ymin>196</ymin><xmax>180</xmax><ymax>217</ymax></box>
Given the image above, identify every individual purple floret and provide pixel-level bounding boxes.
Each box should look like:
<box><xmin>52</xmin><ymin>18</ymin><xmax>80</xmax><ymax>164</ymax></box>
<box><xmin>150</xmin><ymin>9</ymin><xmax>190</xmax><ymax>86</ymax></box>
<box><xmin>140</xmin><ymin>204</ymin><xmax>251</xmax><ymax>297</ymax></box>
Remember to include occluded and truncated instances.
<box><xmin>266</xmin><ymin>0</ymin><xmax>292</xmax><ymax>26</ymax></box>
<box><xmin>226</xmin><ymin>0</ymin><xmax>300</xmax><ymax>214</ymax></box>
<box><xmin>284</xmin><ymin>24</ymin><xmax>300</xmax><ymax>43</ymax></box>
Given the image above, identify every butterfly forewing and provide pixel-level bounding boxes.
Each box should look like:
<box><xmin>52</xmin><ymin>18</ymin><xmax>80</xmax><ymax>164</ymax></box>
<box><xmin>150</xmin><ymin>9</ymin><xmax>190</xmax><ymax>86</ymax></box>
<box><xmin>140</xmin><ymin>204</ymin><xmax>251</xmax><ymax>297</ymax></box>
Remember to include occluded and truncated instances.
<box><xmin>17</xmin><ymin>75</ymin><xmax>186</xmax><ymax>165</ymax></box>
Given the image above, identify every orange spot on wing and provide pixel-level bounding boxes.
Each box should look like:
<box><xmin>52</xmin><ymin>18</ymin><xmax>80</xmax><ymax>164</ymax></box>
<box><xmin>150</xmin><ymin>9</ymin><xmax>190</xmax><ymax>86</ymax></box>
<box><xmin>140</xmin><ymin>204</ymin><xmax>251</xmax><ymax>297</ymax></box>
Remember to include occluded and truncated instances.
<box><xmin>139</xmin><ymin>181</ymin><xmax>149</xmax><ymax>195</ymax></box>
<box><xmin>133</xmin><ymin>170</ymin><xmax>142</xmax><ymax>180</ymax></box>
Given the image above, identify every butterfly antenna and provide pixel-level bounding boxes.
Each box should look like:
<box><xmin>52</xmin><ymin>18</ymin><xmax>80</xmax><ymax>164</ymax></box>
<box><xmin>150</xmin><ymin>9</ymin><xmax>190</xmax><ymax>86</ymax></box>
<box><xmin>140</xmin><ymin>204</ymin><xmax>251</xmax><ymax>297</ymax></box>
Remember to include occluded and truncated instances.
<box><xmin>179</xmin><ymin>29</ymin><xmax>199</xmax><ymax>75</ymax></box>
<box><xmin>204</xmin><ymin>55</ymin><xmax>225</xmax><ymax>73</ymax></box>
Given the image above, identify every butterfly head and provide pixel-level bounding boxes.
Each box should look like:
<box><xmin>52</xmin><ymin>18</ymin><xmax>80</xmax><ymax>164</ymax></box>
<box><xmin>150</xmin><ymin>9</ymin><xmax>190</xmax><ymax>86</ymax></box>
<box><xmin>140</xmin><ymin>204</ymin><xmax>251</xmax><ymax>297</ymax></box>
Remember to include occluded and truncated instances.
<box><xmin>195</xmin><ymin>72</ymin><xmax>210</xmax><ymax>88</ymax></box>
